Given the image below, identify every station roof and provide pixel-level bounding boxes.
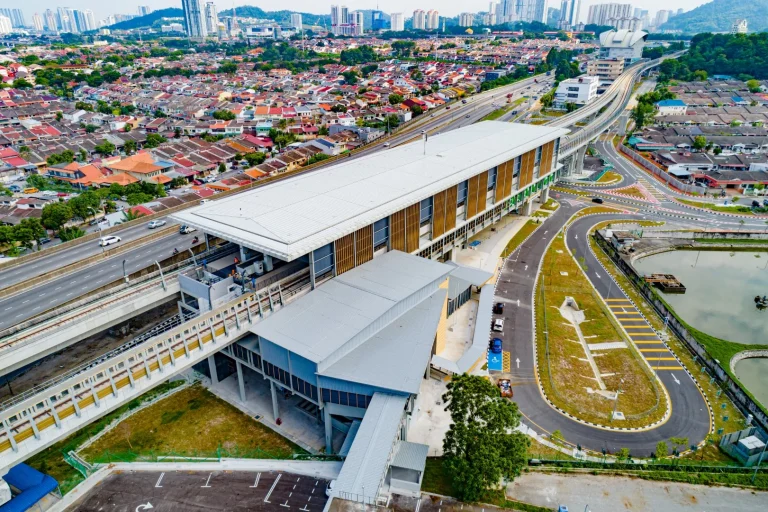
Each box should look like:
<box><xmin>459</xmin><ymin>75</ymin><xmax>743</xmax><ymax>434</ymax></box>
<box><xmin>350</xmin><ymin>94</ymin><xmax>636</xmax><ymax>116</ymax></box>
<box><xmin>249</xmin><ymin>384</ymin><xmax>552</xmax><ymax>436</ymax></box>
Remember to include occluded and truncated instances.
<box><xmin>172</xmin><ymin>122</ymin><xmax>568</xmax><ymax>261</ymax></box>
<box><xmin>251</xmin><ymin>251</ymin><xmax>453</xmax><ymax>366</ymax></box>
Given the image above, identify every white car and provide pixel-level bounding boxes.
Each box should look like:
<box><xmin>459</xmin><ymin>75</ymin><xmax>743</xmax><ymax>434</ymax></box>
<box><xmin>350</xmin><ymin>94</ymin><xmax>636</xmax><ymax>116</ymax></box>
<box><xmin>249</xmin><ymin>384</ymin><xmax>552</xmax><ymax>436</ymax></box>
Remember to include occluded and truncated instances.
<box><xmin>147</xmin><ymin>220</ymin><xmax>166</xmax><ymax>229</ymax></box>
<box><xmin>99</xmin><ymin>236</ymin><xmax>121</xmax><ymax>247</ymax></box>
<box><xmin>492</xmin><ymin>318</ymin><xmax>504</xmax><ymax>332</ymax></box>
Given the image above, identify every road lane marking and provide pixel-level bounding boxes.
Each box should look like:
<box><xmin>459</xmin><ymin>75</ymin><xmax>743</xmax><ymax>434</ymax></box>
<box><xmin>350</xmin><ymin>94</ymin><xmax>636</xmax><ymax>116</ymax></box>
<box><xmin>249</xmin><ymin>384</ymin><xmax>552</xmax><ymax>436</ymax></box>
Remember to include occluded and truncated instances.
<box><xmin>22</xmin><ymin>300</ymin><xmax>29</xmax><ymax>304</ymax></box>
<box><xmin>646</xmin><ymin>357</ymin><xmax>676</xmax><ymax>361</ymax></box>
<box><xmin>640</xmin><ymin>348</ymin><xmax>667</xmax><ymax>352</ymax></box>
<box><xmin>656</xmin><ymin>367</ymin><xmax>683</xmax><ymax>371</ymax></box>
<box><xmin>264</xmin><ymin>473</ymin><xmax>282</xmax><ymax>503</ymax></box>
<box><xmin>634</xmin><ymin>340</ymin><xmax>663</xmax><ymax>344</ymax></box>
<box><xmin>250</xmin><ymin>473</ymin><xmax>261</xmax><ymax>488</ymax></box>
<box><xmin>155</xmin><ymin>473</ymin><xmax>164</xmax><ymax>488</ymax></box>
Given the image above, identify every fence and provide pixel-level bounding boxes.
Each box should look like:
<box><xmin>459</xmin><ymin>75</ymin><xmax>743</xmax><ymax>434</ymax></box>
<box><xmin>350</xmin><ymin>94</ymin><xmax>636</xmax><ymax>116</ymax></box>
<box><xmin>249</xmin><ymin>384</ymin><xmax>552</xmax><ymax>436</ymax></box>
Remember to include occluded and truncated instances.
<box><xmin>593</xmin><ymin>230</ymin><xmax>768</xmax><ymax>433</ymax></box>
<box><xmin>530</xmin><ymin>456</ymin><xmax>768</xmax><ymax>473</ymax></box>
<box><xmin>84</xmin><ymin>447</ymin><xmax>342</xmax><ymax>466</ymax></box>
<box><xmin>617</xmin><ymin>143</ymin><xmax>703</xmax><ymax>195</ymax></box>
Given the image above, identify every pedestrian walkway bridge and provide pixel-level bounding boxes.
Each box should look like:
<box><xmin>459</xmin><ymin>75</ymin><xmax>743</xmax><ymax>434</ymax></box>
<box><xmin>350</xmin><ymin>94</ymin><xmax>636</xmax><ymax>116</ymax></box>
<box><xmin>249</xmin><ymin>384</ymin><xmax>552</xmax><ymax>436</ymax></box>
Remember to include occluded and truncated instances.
<box><xmin>0</xmin><ymin>273</ymin><xmax>312</xmax><ymax>475</ymax></box>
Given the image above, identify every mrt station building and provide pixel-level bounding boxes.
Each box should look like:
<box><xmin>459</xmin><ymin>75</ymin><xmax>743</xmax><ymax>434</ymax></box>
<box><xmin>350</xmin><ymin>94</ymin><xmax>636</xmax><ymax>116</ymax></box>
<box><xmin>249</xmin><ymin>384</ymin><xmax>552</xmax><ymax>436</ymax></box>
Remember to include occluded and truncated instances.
<box><xmin>169</xmin><ymin>121</ymin><xmax>567</xmax><ymax>504</ymax></box>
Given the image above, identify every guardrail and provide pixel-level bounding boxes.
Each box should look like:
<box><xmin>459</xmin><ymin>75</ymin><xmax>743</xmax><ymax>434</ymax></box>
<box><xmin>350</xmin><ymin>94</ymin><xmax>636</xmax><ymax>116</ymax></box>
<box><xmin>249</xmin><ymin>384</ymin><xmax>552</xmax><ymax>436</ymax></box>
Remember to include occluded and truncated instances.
<box><xmin>0</xmin><ymin>271</ymin><xmax>314</xmax><ymax>468</ymax></box>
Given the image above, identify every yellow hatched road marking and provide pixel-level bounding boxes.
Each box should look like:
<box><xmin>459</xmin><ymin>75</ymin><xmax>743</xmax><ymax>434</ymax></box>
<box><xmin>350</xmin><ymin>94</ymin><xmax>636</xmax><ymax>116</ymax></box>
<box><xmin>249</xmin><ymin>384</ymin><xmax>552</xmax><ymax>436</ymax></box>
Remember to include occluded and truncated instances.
<box><xmin>634</xmin><ymin>340</ymin><xmax>663</xmax><ymax>344</ymax></box>
<box><xmin>640</xmin><ymin>348</ymin><xmax>667</xmax><ymax>352</ymax></box>
<box><xmin>655</xmin><ymin>367</ymin><xmax>683</xmax><ymax>370</ymax></box>
<box><xmin>622</xmin><ymin>326</ymin><xmax>655</xmax><ymax>330</ymax></box>
<box><xmin>615</xmin><ymin>312</ymin><xmax>642</xmax><ymax>315</ymax></box>
<box><xmin>630</xmin><ymin>334</ymin><xmax>660</xmax><ymax>337</ymax></box>
<box><xmin>606</xmin><ymin>298</ymin><xmax>632</xmax><ymax>302</ymax></box>
<box><xmin>646</xmin><ymin>357</ymin><xmax>677</xmax><ymax>361</ymax></box>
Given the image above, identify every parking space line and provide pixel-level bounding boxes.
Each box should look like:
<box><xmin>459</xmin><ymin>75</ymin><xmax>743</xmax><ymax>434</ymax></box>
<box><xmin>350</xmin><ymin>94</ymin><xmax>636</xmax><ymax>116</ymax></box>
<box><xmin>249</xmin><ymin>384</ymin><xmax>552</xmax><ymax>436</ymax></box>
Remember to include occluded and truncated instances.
<box><xmin>201</xmin><ymin>473</ymin><xmax>212</xmax><ymax>488</ymax></box>
<box><xmin>280</xmin><ymin>500</ymin><xmax>290</xmax><ymax>508</ymax></box>
<box><xmin>155</xmin><ymin>473</ymin><xmax>164</xmax><ymax>488</ymax></box>
<box><xmin>250</xmin><ymin>473</ymin><xmax>261</xmax><ymax>488</ymax></box>
<box><xmin>655</xmin><ymin>366</ymin><xmax>683</xmax><ymax>370</ymax></box>
<box><xmin>264</xmin><ymin>473</ymin><xmax>282</xmax><ymax>503</ymax></box>
<box><xmin>646</xmin><ymin>357</ymin><xmax>676</xmax><ymax>361</ymax></box>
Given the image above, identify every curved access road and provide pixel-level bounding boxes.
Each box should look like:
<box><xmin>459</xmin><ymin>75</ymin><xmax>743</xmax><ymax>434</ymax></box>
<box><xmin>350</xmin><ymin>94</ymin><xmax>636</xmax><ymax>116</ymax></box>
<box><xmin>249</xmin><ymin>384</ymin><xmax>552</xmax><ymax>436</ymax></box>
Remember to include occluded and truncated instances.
<box><xmin>496</xmin><ymin>198</ymin><xmax>711</xmax><ymax>455</ymax></box>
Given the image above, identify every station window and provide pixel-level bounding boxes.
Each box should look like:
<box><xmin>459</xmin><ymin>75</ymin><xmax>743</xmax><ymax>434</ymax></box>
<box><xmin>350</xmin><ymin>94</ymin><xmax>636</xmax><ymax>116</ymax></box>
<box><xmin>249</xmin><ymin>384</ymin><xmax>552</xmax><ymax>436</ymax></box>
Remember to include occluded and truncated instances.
<box><xmin>263</xmin><ymin>361</ymin><xmax>291</xmax><ymax>388</ymax></box>
<box><xmin>457</xmin><ymin>180</ymin><xmax>468</xmax><ymax>206</ymax></box>
<box><xmin>535</xmin><ymin>146</ymin><xmax>542</xmax><ymax>165</ymax></box>
<box><xmin>373</xmin><ymin>218</ymin><xmax>389</xmax><ymax>251</ymax></box>
<box><xmin>291</xmin><ymin>375</ymin><xmax>318</xmax><ymax>401</ymax></box>
<box><xmin>321</xmin><ymin>389</ymin><xmax>372</xmax><ymax>409</ymax></box>
<box><xmin>313</xmin><ymin>243</ymin><xmax>334</xmax><ymax>277</ymax></box>
<box><xmin>420</xmin><ymin>197</ymin><xmax>433</xmax><ymax>226</ymax></box>
<box><xmin>487</xmin><ymin>167</ymin><xmax>497</xmax><ymax>190</ymax></box>
<box><xmin>513</xmin><ymin>158</ymin><xmax>521</xmax><ymax>177</ymax></box>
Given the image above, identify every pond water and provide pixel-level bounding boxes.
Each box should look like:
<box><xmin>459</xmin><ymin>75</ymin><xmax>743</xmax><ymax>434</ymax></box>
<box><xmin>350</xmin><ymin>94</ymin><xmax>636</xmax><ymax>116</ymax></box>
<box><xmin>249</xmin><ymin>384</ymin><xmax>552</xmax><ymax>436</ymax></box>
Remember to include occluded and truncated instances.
<box><xmin>633</xmin><ymin>249</ymin><xmax>768</xmax><ymax>408</ymax></box>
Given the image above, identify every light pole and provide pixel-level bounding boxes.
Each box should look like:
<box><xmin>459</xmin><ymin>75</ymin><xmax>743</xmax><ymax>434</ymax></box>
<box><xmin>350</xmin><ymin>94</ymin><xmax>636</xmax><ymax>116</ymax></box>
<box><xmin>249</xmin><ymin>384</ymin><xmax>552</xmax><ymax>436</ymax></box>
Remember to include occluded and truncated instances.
<box><xmin>611</xmin><ymin>378</ymin><xmax>624</xmax><ymax>422</ymax></box>
<box><xmin>122</xmin><ymin>259</ymin><xmax>128</xmax><ymax>283</ymax></box>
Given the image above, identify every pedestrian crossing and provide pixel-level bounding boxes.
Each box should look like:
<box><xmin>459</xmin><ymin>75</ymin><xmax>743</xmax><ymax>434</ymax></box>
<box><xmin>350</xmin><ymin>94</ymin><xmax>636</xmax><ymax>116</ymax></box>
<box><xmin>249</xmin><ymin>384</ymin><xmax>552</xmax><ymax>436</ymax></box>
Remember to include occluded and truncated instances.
<box><xmin>636</xmin><ymin>177</ymin><xmax>668</xmax><ymax>201</ymax></box>
<box><xmin>605</xmin><ymin>298</ymin><xmax>681</xmax><ymax>371</ymax></box>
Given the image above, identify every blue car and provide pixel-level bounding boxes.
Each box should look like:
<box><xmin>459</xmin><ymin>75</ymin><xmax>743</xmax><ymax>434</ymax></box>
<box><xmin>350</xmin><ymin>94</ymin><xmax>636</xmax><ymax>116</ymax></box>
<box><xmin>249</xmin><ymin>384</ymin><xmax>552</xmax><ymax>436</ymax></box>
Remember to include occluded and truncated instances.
<box><xmin>558</xmin><ymin>506</ymin><xmax>569</xmax><ymax>512</ymax></box>
<box><xmin>490</xmin><ymin>338</ymin><xmax>503</xmax><ymax>354</ymax></box>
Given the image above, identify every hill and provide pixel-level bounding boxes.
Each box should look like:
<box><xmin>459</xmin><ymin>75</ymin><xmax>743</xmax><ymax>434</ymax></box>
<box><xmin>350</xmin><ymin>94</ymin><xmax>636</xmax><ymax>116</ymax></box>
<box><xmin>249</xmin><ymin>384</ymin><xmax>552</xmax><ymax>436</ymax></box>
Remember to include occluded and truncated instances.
<box><xmin>108</xmin><ymin>8</ymin><xmax>184</xmax><ymax>30</ymax></box>
<box><xmin>660</xmin><ymin>0</ymin><xmax>768</xmax><ymax>33</ymax></box>
<box><xmin>218</xmin><ymin>5</ymin><xmax>331</xmax><ymax>27</ymax></box>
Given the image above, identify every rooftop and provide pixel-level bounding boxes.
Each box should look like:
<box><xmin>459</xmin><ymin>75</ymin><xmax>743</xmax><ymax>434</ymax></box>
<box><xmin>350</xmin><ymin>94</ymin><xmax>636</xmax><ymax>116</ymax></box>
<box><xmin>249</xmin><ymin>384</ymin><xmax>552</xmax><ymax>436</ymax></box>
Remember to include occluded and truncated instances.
<box><xmin>171</xmin><ymin>122</ymin><xmax>568</xmax><ymax>261</ymax></box>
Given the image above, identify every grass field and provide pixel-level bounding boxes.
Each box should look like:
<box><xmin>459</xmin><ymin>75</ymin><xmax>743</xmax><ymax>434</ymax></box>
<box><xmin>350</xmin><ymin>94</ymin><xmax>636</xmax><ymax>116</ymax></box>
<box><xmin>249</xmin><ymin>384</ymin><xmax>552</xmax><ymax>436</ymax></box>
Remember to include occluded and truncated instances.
<box><xmin>596</xmin><ymin>171</ymin><xmax>623</xmax><ymax>184</ymax></box>
<box><xmin>482</xmin><ymin>97</ymin><xmax>526</xmax><ymax>121</ymax></box>
<box><xmin>677</xmin><ymin>198</ymin><xmax>766</xmax><ymax>215</ymax></box>
<box><xmin>694</xmin><ymin>238</ymin><xmax>768</xmax><ymax>245</ymax></box>
<box><xmin>535</xmin><ymin>232</ymin><xmax>666</xmax><ymax>428</ymax></box>
<box><xmin>540</xmin><ymin>199</ymin><xmax>559</xmax><ymax>211</ymax></box>
<box><xmin>80</xmin><ymin>384</ymin><xmax>304</xmax><ymax>463</ymax></box>
<box><xmin>616</xmin><ymin>186</ymin><xmax>648</xmax><ymax>199</ymax></box>
<box><xmin>26</xmin><ymin>380</ymin><xmax>186</xmax><ymax>494</ymax></box>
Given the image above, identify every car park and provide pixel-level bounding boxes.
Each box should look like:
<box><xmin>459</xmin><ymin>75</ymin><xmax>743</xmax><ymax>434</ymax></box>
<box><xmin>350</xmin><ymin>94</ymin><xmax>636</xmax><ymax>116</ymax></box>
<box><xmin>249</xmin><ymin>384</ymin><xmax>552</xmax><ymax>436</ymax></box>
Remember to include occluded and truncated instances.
<box><xmin>147</xmin><ymin>220</ymin><xmax>166</xmax><ymax>229</ymax></box>
<box><xmin>493</xmin><ymin>318</ymin><xmax>504</xmax><ymax>332</ymax></box>
<box><xmin>490</xmin><ymin>338</ymin><xmax>503</xmax><ymax>354</ymax></box>
<box><xmin>98</xmin><ymin>236</ymin><xmax>121</xmax><ymax>247</ymax></box>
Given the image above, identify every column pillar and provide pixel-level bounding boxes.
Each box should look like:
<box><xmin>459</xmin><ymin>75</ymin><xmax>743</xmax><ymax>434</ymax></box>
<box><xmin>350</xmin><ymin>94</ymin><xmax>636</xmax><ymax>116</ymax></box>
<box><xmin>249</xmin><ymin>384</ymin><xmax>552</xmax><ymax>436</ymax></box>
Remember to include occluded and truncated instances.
<box><xmin>323</xmin><ymin>407</ymin><xmax>333</xmax><ymax>455</ymax></box>
<box><xmin>309</xmin><ymin>251</ymin><xmax>316</xmax><ymax>290</ymax></box>
<box><xmin>270</xmin><ymin>380</ymin><xmax>280</xmax><ymax>420</ymax></box>
<box><xmin>208</xmin><ymin>355</ymin><xmax>219</xmax><ymax>385</ymax></box>
<box><xmin>239</xmin><ymin>245</ymin><xmax>247</xmax><ymax>263</ymax></box>
<box><xmin>540</xmin><ymin>187</ymin><xmax>550</xmax><ymax>204</ymax></box>
<box><xmin>236</xmin><ymin>361</ymin><xmax>246</xmax><ymax>403</ymax></box>
<box><xmin>522</xmin><ymin>200</ymin><xmax>533</xmax><ymax>217</ymax></box>
<box><xmin>264</xmin><ymin>255</ymin><xmax>274</xmax><ymax>272</ymax></box>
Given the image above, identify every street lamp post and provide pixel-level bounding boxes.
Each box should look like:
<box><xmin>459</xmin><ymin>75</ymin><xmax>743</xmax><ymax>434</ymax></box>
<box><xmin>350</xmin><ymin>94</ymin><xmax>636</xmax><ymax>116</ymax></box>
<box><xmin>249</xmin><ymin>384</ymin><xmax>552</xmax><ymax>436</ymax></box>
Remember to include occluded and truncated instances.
<box><xmin>122</xmin><ymin>259</ymin><xmax>128</xmax><ymax>284</ymax></box>
<box><xmin>610</xmin><ymin>378</ymin><xmax>624</xmax><ymax>422</ymax></box>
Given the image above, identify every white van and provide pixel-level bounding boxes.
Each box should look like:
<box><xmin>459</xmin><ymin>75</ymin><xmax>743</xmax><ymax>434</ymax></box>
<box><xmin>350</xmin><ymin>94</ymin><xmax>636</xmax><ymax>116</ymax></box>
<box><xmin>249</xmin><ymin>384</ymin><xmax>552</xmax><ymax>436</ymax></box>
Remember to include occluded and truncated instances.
<box><xmin>492</xmin><ymin>318</ymin><xmax>504</xmax><ymax>332</ymax></box>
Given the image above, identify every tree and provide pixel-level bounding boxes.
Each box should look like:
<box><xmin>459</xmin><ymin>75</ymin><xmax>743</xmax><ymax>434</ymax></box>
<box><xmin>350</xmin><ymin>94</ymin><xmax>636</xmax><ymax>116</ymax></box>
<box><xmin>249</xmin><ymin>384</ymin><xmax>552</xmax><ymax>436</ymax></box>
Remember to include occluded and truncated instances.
<box><xmin>713</xmin><ymin>146</ymin><xmax>723</xmax><ymax>155</ymax></box>
<box><xmin>692</xmin><ymin>70</ymin><xmax>708</xmax><ymax>81</ymax></box>
<box><xmin>410</xmin><ymin>105</ymin><xmax>424</xmax><ymax>116</ymax></box>
<box><xmin>124</xmin><ymin>140</ymin><xmax>137</xmax><ymax>155</ymax></box>
<box><xmin>341</xmin><ymin>70</ymin><xmax>358</xmax><ymax>85</ymax></box>
<box><xmin>55</xmin><ymin>111</ymin><xmax>63</xmax><ymax>121</ymax></box>
<box><xmin>243</xmin><ymin>152</ymin><xmax>267</xmax><ymax>167</ymax></box>
<box><xmin>669</xmin><ymin>437</ymin><xmax>689</xmax><ymax>454</ymax></box>
<box><xmin>747</xmin><ymin>79</ymin><xmax>761</xmax><ymax>93</ymax></box>
<box><xmin>217</xmin><ymin>162</ymin><xmax>226</xmax><ymax>174</ymax></box>
<box><xmin>655</xmin><ymin>440</ymin><xmax>669</xmax><ymax>459</ymax></box>
<box><xmin>442</xmin><ymin>374</ymin><xmax>528</xmax><ymax>502</ymax></box>
<box><xmin>388</xmin><ymin>94</ymin><xmax>404</xmax><ymax>105</ymax></box>
<box><xmin>693</xmin><ymin>135</ymin><xmax>707</xmax><ymax>151</ymax></box>
<box><xmin>58</xmin><ymin>226</ymin><xmax>85</xmax><ymax>241</ymax></box>
<box><xmin>122</xmin><ymin>209</ymin><xmax>146</xmax><ymax>222</ymax></box>
<box><xmin>616</xmin><ymin>448</ymin><xmax>631</xmax><ymax>461</ymax></box>
<box><xmin>94</xmin><ymin>140</ymin><xmax>116</xmax><ymax>156</ymax></box>
<box><xmin>630</xmin><ymin>102</ymin><xmax>655</xmax><ymax>130</ymax></box>
<box><xmin>318</xmin><ymin>125</ymin><xmax>329</xmax><ymax>136</ymax></box>
<box><xmin>330</xmin><ymin>104</ymin><xmax>348</xmax><ymax>113</ymax></box>
<box><xmin>41</xmin><ymin>202</ymin><xmax>73</xmax><ymax>231</ymax></box>
<box><xmin>144</xmin><ymin>133</ymin><xmax>167</xmax><ymax>148</ymax></box>
<box><xmin>69</xmin><ymin>190</ymin><xmax>101</xmax><ymax>220</ymax></box>
<box><xmin>12</xmin><ymin>78</ymin><xmax>33</xmax><ymax>89</ymax></box>
<box><xmin>126</xmin><ymin>192</ymin><xmax>154</xmax><ymax>206</ymax></box>
<box><xmin>212</xmin><ymin>109</ymin><xmax>236</xmax><ymax>121</ymax></box>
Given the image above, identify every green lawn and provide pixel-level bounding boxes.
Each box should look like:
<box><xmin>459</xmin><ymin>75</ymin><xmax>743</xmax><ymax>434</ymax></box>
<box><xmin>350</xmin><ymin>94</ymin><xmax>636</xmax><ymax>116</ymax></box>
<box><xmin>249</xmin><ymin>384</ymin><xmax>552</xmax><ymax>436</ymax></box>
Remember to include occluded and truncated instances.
<box><xmin>482</xmin><ymin>97</ymin><xmax>526</xmax><ymax>121</ymax></box>
<box><xmin>502</xmin><ymin>220</ymin><xmax>541</xmax><ymax>258</ymax></box>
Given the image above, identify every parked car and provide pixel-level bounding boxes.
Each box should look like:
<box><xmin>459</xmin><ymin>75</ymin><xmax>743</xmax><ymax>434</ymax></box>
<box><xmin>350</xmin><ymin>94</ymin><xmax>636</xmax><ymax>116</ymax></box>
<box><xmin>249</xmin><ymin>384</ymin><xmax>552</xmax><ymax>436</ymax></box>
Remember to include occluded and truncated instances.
<box><xmin>490</xmin><ymin>338</ymin><xmax>503</xmax><ymax>354</ymax></box>
<box><xmin>592</xmin><ymin>197</ymin><xmax>604</xmax><ymax>204</ymax></box>
<box><xmin>752</xmin><ymin>200</ymin><xmax>760</xmax><ymax>208</ymax></box>
<box><xmin>498</xmin><ymin>378</ymin><xmax>513</xmax><ymax>397</ymax></box>
<box><xmin>383</xmin><ymin>142</ymin><xmax>390</xmax><ymax>147</ymax></box>
<box><xmin>763</xmin><ymin>199</ymin><xmax>768</xmax><ymax>207</ymax></box>
<box><xmin>558</xmin><ymin>507</ymin><xmax>569</xmax><ymax>512</ymax></box>
<box><xmin>192</xmin><ymin>179</ymin><xmax>204</xmax><ymax>186</ymax></box>
<box><xmin>147</xmin><ymin>220</ymin><xmax>166</xmax><ymax>229</ymax></box>
<box><xmin>179</xmin><ymin>225</ymin><xmax>196</xmax><ymax>234</ymax></box>
<box><xmin>8</xmin><ymin>185</ymin><xmax>21</xmax><ymax>193</ymax></box>
<box><xmin>493</xmin><ymin>318</ymin><xmax>504</xmax><ymax>332</ymax></box>
<box><xmin>23</xmin><ymin>187</ymin><xmax>39</xmax><ymax>194</ymax></box>
<box><xmin>462</xmin><ymin>99</ymin><xmax>468</xmax><ymax>104</ymax></box>
<box><xmin>493</xmin><ymin>302</ymin><xmax>504</xmax><ymax>314</ymax></box>
<box><xmin>325</xmin><ymin>480</ymin><xmax>336</xmax><ymax>497</ymax></box>
<box><xmin>39</xmin><ymin>238</ymin><xmax>51</xmax><ymax>244</ymax></box>
<box><xmin>200</xmin><ymin>199</ymin><xmax>212</xmax><ymax>204</ymax></box>
<box><xmin>465</xmin><ymin>114</ymin><xmax>470</xmax><ymax>118</ymax></box>
<box><xmin>99</xmin><ymin>235</ymin><xmax>121</xmax><ymax>247</ymax></box>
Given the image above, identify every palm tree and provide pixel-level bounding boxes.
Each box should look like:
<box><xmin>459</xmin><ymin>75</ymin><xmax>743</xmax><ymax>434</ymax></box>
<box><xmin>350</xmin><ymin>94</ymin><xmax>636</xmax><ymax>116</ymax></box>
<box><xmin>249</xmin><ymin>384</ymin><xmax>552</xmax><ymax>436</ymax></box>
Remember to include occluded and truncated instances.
<box><xmin>122</xmin><ymin>209</ymin><xmax>146</xmax><ymax>222</ymax></box>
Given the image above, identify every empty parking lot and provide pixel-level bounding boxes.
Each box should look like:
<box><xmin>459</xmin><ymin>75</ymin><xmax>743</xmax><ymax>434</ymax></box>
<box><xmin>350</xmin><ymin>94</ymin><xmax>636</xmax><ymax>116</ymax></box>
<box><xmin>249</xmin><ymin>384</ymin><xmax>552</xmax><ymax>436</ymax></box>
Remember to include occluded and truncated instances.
<box><xmin>67</xmin><ymin>470</ymin><xmax>330</xmax><ymax>512</ymax></box>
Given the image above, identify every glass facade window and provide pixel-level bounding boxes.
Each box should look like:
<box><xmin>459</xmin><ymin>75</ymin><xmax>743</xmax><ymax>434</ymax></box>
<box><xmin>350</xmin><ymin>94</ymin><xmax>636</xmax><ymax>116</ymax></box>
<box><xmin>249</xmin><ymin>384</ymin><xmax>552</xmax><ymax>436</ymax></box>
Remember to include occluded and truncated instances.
<box><xmin>457</xmin><ymin>180</ymin><xmax>468</xmax><ymax>206</ymax></box>
<box><xmin>373</xmin><ymin>218</ymin><xmax>389</xmax><ymax>250</ymax></box>
<box><xmin>419</xmin><ymin>197</ymin><xmax>433</xmax><ymax>225</ymax></box>
<box><xmin>553</xmin><ymin>138</ymin><xmax>560</xmax><ymax>168</ymax></box>
<box><xmin>535</xmin><ymin>146</ymin><xmax>542</xmax><ymax>165</ymax></box>
<box><xmin>313</xmin><ymin>243</ymin><xmax>334</xmax><ymax>276</ymax></box>
<box><xmin>513</xmin><ymin>158</ymin><xmax>521</xmax><ymax>177</ymax></box>
<box><xmin>488</xmin><ymin>167</ymin><xmax>497</xmax><ymax>190</ymax></box>
<box><xmin>321</xmin><ymin>388</ymin><xmax>372</xmax><ymax>409</ymax></box>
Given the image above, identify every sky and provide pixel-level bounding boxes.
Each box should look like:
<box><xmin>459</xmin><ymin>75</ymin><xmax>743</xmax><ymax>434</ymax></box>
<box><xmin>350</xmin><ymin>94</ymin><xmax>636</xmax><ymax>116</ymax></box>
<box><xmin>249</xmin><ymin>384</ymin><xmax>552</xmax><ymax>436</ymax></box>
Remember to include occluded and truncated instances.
<box><xmin>18</xmin><ymin>0</ymin><xmax>712</xmax><ymax>25</ymax></box>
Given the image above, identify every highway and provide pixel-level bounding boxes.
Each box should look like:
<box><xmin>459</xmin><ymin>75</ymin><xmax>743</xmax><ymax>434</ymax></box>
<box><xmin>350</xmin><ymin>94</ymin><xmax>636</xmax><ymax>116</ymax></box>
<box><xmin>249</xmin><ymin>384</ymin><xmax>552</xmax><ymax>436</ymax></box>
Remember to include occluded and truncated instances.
<box><xmin>0</xmin><ymin>74</ymin><xmax>553</xmax><ymax>331</ymax></box>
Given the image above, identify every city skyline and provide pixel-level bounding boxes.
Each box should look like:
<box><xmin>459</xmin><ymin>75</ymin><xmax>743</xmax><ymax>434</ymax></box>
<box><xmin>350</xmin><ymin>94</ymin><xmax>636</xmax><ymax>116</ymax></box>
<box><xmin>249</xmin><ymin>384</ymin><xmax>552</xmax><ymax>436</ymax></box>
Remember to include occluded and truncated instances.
<box><xmin>10</xmin><ymin>0</ymin><xmax>712</xmax><ymax>28</ymax></box>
